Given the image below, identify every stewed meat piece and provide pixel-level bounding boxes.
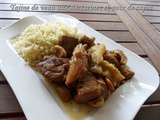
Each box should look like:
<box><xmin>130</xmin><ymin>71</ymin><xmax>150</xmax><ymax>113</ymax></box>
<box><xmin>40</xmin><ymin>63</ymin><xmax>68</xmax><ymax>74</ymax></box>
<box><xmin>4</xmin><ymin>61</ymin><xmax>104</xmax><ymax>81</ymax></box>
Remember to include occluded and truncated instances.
<box><xmin>56</xmin><ymin>85</ymin><xmax>72</xmax><ymax>102</ymax></box>
<box><xmin>119</xmin><ymin>65</ymin><xmax>135</xmax><ymax>80</ymax></box>
<box><xmin>65</xmin><ymin>44</ymin><xmax>89</xmax><ymax>88</ymax></box>
<box><xmin>74</xmin><ymin>72</ymin><xmax>109</xmax><ymax>105</ymax></box>
<box><xmin>79</xmin><ymin>35</ymin><xmax>95</xmax><ymax>48</ymax></box>
<box><xmin>52</xmin><ymin>45</ymin><xmax>67</xmax><ymax>58</ymax></box>
<box><xmin>74</xmin><ymin>73</ymin><xmax>102</xmax><ymax>103</ymax></box>
<box><xmin>87</xmin><ymin>79</ymin><xmax>110</xmax><ymax>107</ymax></box>
<box><xmin>88</xmin><ymin>96</ymin><xmax>104</xmax><ymax>108</ymax></box>
<box><xmin>59</xmin><ymin>36</ymin><xmax>79</xmax><ymax>57</ymax></box>
<box><xmin>96</xmin><ymin>79</ymin><xmax>109</xmax><ymax>100</ymax></box>
<box><xmin>103</xmin><ymin>50</ymin><xmax>120</xmax><ymax>68</ymax></box>
<box><xmin>103</xmin><ymin>50</ymin><xmax>127</xmax><ymax>68</ymax></box>
<box><xmin>36</xmin><ymin>56</ymin><xmax>69</xmax><ymax>83</ymax></box>
<box><xmin>88</xmin><ymin>44</ymin><xmax>106</xmax><ymax>64</ymax></box>
<box><xmin>99</xmin><ymin>61</ymin><xmax>125</xmax><ymax>87</ymax></box>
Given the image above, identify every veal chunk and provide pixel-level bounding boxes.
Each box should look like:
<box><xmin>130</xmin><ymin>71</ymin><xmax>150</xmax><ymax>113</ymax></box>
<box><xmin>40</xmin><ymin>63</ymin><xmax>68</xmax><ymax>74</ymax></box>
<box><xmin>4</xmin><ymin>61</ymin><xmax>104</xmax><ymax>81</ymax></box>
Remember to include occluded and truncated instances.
<box><xmin>65</xmin><ymin>44</ymin><xmax>89</xmax><ymax>88</ymax></box>
<box><xmin>74</xmin><ymin>73</ymin><xmax>103</xmax><ymax>104</ymax></box>
<box><xmin>59</xmin><ymin>36</ymin><xmax>79</xmax><ymax>57</ymax></box>
<box><xmin>56</xmin><ymin>85</ymin><xmax>71</xmax><ymax>102</ymax></box>
<box><xmin>36</xmin><ymin>56</ymin><xmax>69</xmax><ymax>83</ymax></box>
<box><xmin>87</xmin><ymin>79</ymin><xmax>109</xmax><ymax>107</ymax></box>
<box><xmin>79</xmin><ymin>35</ymin><xmax>95</xmax><ymax>48</ymax></box>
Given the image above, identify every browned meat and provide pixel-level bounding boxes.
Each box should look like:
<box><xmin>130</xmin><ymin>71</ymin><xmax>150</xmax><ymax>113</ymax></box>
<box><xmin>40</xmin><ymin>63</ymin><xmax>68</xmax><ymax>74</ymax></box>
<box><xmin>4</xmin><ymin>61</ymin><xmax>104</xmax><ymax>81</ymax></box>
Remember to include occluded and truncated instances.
<box><xmin>99</xmin><ymin>61</ymin><xmax>125</xmax><ymax>87</ymax></box>
<box><xmin>36</xmin><ymin>56</ymin><xmax>69</xmax><ymax>83</ymax></box>
<box><xmin>65</xmin><ymin>60</ymin><xmax>86</xmax><ymax>88</ymax></box>
<box><xmin>103</xmin><ymin>50</ymin><xmax>128</xmax><ymax>68</ymax></box>
<box><xmin>96</xmin><ymin>79</ymin><xmax>109</xmax><ymax>100</ymax></box>
<box><xmin>59</xmin><ymin>36</ymin><xmax>79</xmax><ymax>57</ymax></box>
<box><xmin>87</xmin><ymin>79</ymin><xmax>112</xmax><ymax>108</ymax></box>
<box><xmin>114</xmin><ymin>50</ymin><xmax>127</xmax><ymax>65</ymax></box>
<box><xmin>56</xmin><ymin>85</ymin><xmax>71</xmax><ymax>102</ymax></box>
<box><xmin>88</xmin><ymin>96</ymin><xmax>104</xmax><ymax>108</ymax></box>
<box><xmin>52</xmin><ymin>45</ymin><xmax>67</xmax><ymax>58</ymax></box>
<box><xmin>65</xmin><ymin>44</ymin><xmax>89</xmax><ymax>88</ymax></box>
<box><xmin>104</xmin><ymin>78</ymin><xmax>115</xmax><ymax>92</ymax></box>
<box><xmin>72</xmin><ymin>44</ymin><xmax>89</xmax><ymax>67</ymax></box>
<box><xmin>119</xmin><ymin>65</ymin><xmax>135</xmax><ymax>80</ymax></box>
<box><xmin>74</xmin><ymin>73</ymin><xmax>102</xmax><ymax>103</ymax></box>
<box><xmin>79</xmin><ymin>35</ymin><xmax>95</xmax><ymax>48</ymax></box>
<box><xmin>103</xmin><ymin>51</ymin><xmax>120</xmax><ymax>68</ymax></box>
<box><xmin>74</xmin><ymin>73</ymin><xmax>109</xmax><ymax>105</ymax></box>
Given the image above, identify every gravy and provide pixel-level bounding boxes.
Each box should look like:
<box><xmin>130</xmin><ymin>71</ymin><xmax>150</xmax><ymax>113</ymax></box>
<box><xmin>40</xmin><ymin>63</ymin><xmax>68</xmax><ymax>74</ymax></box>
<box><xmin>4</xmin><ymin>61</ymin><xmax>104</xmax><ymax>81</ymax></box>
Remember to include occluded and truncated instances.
<box><xmin>44</xmin><ymin>79</ymin><xmax>95</xmax><ymax>120</ymax></box>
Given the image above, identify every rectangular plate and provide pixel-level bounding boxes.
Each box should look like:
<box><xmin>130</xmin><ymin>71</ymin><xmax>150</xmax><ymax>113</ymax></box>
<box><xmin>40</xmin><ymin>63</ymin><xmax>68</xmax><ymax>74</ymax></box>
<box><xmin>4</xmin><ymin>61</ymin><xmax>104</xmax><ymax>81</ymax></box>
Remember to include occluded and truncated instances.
<box><xmin>0</xmin><ymin>15</ymin><xmax>159</xmax><ymax>120</ymax></box>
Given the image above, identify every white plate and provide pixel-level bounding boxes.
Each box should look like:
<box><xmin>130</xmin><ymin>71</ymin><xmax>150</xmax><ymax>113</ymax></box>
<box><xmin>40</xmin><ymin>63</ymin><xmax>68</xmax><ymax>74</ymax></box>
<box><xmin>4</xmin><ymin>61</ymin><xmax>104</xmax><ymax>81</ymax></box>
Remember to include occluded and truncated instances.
<box><xmin>0</xmin><ymin>15</ymin><xmax>159</xmax><ymax>120</ymax></box>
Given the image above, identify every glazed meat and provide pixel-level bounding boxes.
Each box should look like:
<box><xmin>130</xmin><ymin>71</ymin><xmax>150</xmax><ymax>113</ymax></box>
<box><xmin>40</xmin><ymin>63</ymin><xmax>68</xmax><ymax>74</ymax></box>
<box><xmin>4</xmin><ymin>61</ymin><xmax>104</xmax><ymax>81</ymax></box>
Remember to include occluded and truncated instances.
<box><xmin>103</xmin><ymin>50</ymin><xmax>127</xmax><ymax>68</ymax></box>
<box><xmin>56</xmin><ymin>85</ymin><xmax>71</xmax><ymax>102</ymax></box>
<box><xmin>65</xmin><ymin>44</ymin><xmax>89</xmax><ymax>88</ymax></box>
<box><xmin>99</xmin><ymin>61</ymin><xmax>125</xmax><ymax>87</ymax></box>
<box><xmin>119</xmin><ymin>65</ymin><xmax>135</xmax><ymax>80</ymax></box>
<box><xmin>88</xmin><ymin>44</ymin><xmax>106</xmax><ymax>64</ymax></box>
<box><xmin>104</xmin><ymin>78</ymin><xmax>115</xmax><ymax>92</ymax></box>
<box><xmin>114</xmin><ymin>50</ymin><xmax>127</xmax><ymax>65</ymax></box>
<box><xmin>88</xmin><ymin>96</ymin><xmax>105</xmax><ymax>108</ymax></box>
<box><xmin>103</xmin><ymin>50</ymin><xmax>120</xmax><ymax>68</ymax></box>
<box><xmin>52</xmin><ymin>45</ymin><xmax>67</xmax><ymax>58</ymax></box>
<box><xmin>36</xmin><ymin>56</ymin><xmax>69</xmax><ymax>83</ymax></box>
<box><xmin>79</xmin><ymin>35</ymin><xmax>95</xmax><ymax>48</ymax></box>
<box><xmin>74</xmin><ymin>72</ymin><xmax>109</xmax><ymax>106</ymax></box>
<box><xmin>59</xmin><ymin>36</ymin><xmax>79</xmax><ymax>57</ymax></box>
<box><xmin>96</xmin><ymin>79</ymin><xmax>109</xmax><ymax>100</ymax></box>
<box><xmin>74</xmin><ymin>73</ymin><xmax>102</xmax><ymax>103</ymax></box>
<box><xmin>87</xmin><ymin>78</ymin><xmax>109</xmax><ymax>107</ymax></box>
<box><xmin>103</xmin><ymin>50</ymin><xmax>134</xmax><ymax>81</ymax></box>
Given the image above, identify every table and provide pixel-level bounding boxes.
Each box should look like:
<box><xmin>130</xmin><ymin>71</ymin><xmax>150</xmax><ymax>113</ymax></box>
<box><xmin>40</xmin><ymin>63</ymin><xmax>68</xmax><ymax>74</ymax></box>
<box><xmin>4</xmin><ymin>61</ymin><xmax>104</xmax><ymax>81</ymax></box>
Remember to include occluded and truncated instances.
<box><xmin>0</xmin><ymin>0</ymin><xmax>160</xmax><ymax>120</ymax></box>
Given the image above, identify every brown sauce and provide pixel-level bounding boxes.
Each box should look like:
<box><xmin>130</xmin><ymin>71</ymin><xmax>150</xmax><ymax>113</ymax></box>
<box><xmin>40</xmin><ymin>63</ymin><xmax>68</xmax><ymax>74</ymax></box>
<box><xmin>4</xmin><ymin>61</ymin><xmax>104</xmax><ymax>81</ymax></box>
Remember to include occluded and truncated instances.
<box><xmin>43</xmin><ymin>78</ymin><xmax>96</xmax><ymax>120</ymax></box>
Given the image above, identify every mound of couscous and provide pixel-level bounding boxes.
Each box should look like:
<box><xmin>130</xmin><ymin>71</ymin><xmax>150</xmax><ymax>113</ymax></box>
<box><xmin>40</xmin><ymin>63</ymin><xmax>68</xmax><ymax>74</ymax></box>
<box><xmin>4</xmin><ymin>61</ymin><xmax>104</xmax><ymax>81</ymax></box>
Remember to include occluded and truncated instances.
<box><xmin>11</xmin><ymin>22</ymin><xmax>82</xmax><ymax>66</ymax></box>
